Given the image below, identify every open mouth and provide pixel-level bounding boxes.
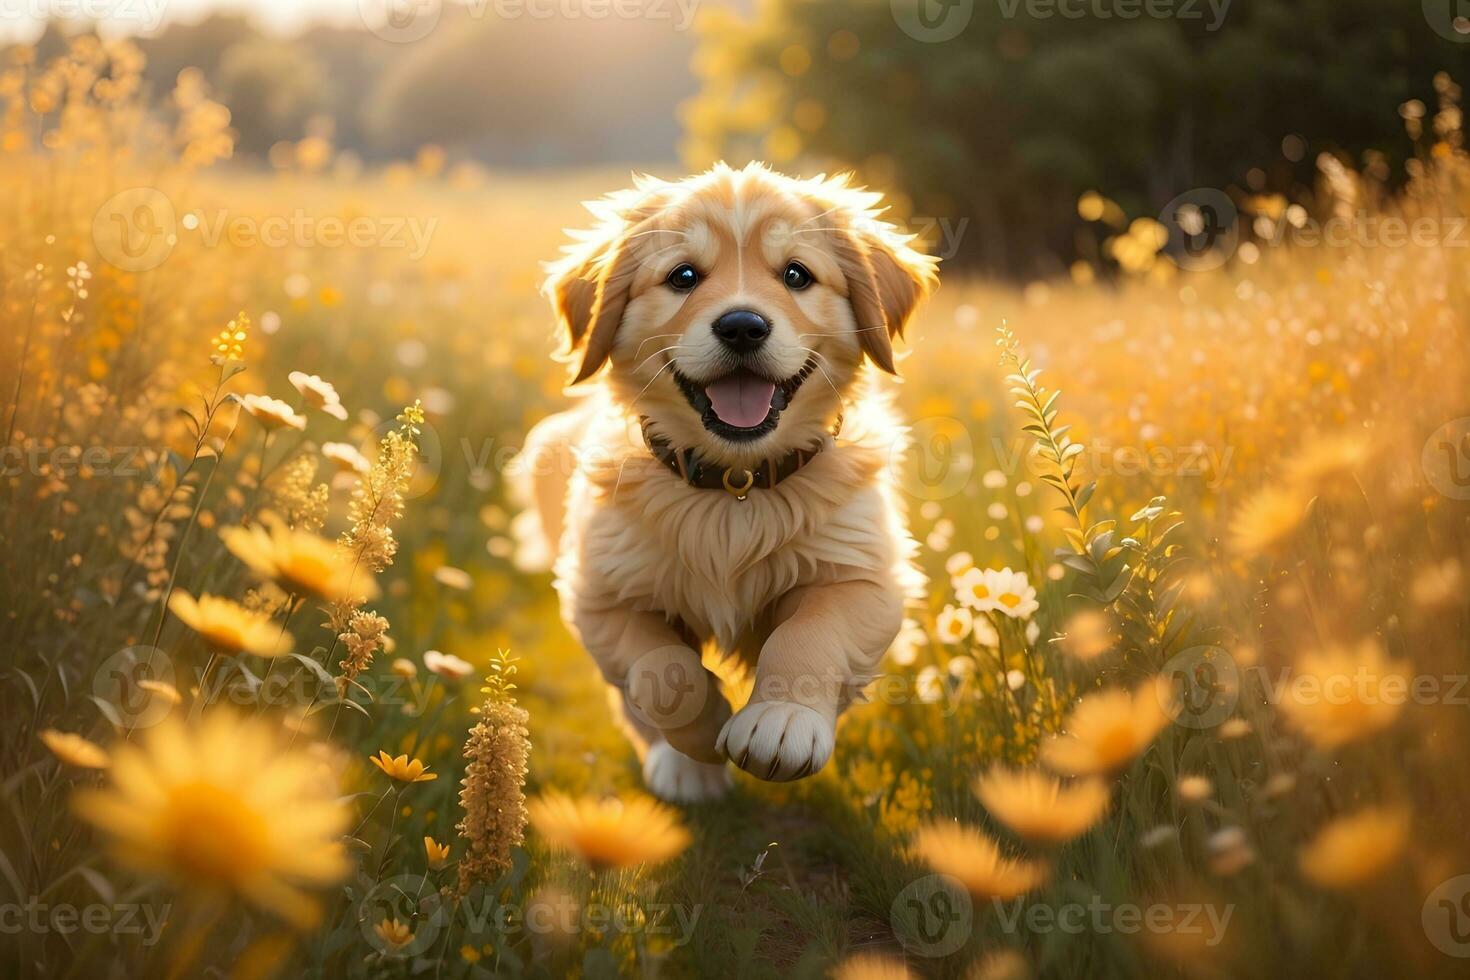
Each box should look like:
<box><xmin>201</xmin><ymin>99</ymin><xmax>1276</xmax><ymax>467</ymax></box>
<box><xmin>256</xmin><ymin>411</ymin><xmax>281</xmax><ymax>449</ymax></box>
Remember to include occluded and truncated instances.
<box><xmin>673</xmin><ymin>357</ymin><xmax>817</xmax><ymax>441</ymax></box>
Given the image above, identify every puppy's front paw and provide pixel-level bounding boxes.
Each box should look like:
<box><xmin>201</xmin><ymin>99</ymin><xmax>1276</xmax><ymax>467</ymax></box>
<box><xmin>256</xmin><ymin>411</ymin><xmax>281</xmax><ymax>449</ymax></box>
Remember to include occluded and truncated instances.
<box><xmin>643</xmin><ymin>742</ymin><xmax>732</xmax><ymax>803</ymax></box>
<box><xmin>716</xmin><ymin>701</ymin><xmax>834</xmax><ymax>782</ymax></box>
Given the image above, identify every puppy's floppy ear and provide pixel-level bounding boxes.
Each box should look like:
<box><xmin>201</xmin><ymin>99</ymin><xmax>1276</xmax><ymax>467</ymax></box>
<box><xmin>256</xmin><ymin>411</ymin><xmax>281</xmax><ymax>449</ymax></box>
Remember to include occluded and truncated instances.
<box><xmin>834</xmin><ymin>220</ymin><xmax>939</xmax><ymax>375</ymax></box>
<box><xmin>544</xmin><ymin>235</ymin><xmax>636</xmax><ymax>385</ymax></box>
<box><xmin>544</xmin><ymin>181</ymin><xmax>668</xmax><ymax>385</ymax></box>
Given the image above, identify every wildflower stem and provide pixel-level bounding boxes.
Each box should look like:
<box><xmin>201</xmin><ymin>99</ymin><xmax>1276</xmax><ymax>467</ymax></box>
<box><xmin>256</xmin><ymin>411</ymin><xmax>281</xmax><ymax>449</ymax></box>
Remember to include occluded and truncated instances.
<box><xmin>1</xmin><ymin>285</ymin><xmax>40</xmax><ymax>452</ymax></box>
<box><xmin>126</xmin><ymin>435</ymin><xmax>233</xmax><ymax>742</ymax></box>
<box><xmin>113</xmin><ymin>368</ymin><xmax>229</xmax><ymax>598</ymax></box>
<box><xmin>374</xmin><ymin>786</ymin><xmax>406</xmax><ymax>880</ymax></box>
<box><xmin>196</xmin><ymin>653</ymin><xmax>220</xmax><ymax>712</ymax></box>
<box><xmin>351</xmin><ymin>785</ymin><xmax>396</xmax><ymax>840</ymax></box>
<box><xmin>252</xmin><ymin>593</ymin><xmax>301</xmax><ymax>708</ymax></box>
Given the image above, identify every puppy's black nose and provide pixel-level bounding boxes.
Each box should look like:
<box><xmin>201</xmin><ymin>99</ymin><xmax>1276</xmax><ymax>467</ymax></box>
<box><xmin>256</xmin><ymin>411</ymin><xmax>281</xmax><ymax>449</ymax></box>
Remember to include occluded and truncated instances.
<box><xmin>712</xmin><ymin>309</ymin><xmax>771</xmax><ymax>353</ymax></box>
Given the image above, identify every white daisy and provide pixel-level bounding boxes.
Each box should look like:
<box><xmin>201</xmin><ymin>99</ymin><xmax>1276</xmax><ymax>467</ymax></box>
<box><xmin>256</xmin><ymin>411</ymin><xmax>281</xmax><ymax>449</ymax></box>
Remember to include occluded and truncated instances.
<box><xmin>288</xmin><ymin>371</ymin><xmax>349</xmax><ymax>421</ymax></box>
<box><xmin>423</xmin><ymin>650</ymin><xmax>475</xmax><ymax>681</ymax></box>
<box><xmin>322</xmin><ymin>441</ymin><xmax>370</xmax><ymax>474</ymax></box>
<box><xmin>953</xmin><ymin>567</ymin><xmax>996</xmax><ymax>612</ymax></box>
<box><xmin>239</xmin><ymin>394</ymin><xmax>306</xmax><ymax>432</ymax></box>
<box><xmin>986</xmin><ymin>568</ymin><xmax>1040</xmax><ymax>620</ymax></box>
<box><xmin>916</xmin><ymin>666</ymin><xmax>944</xmax><ymax>704</ymax></box>
<box><xmin>935</xmin><ymin>604</ymin><xmax>972</xmax><ymax>644</ymax></box>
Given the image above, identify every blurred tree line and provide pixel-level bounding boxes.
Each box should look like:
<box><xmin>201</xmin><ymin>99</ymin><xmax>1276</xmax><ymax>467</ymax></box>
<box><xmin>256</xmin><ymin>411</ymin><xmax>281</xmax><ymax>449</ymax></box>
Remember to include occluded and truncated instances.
<box><xmin>16</xmin><ymin>0</ymin><xmax>1470</xmax><ymax>273</ymax></box>
<box><xmin>683</xmin><ymin>0</ymin><xmax>1470</xmax><ymax>274</ymax></box>
<box><xmin>22</xmin><ymin>7</ymin><xmax>696</xmax><ymax>165</ymax></box>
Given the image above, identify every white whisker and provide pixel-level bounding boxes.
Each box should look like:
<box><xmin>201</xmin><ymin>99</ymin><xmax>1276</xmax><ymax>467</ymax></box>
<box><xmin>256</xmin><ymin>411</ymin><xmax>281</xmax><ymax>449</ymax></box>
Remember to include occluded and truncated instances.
<box><xmin>634</xmin><ymin>345</ymin><xmax>687</xmax><ymax>373</ymax></box>
<box><xmin>628</xmin><ymin>357</ymin><xmax>680</xmax><ymax>411</ymax></box>
<box><xmin>621</xmin><ymin>228</ymin><xmax>688</xmax><ymax>241</ymax></box>
<box><xmin>795</xmin><ymin>346</ymin><xmax>848</xmax><ymax>415</ymax></box>
<box><xmin>798</xmin><ymin>324</ymin><xmax>890</xmax><ymax>339</ymax></box>
<box><xmin>632</xmin><ymin>333</ymin><xmax>686</xmax><ymax>361</ymax></box>
<box><xmin>600</xmin><ymin>240</ymin><xmax>691</xmax><ymax>286</ymax></box>
<box><xmin>797</xmin><ymin>204</ymin><xmax>844</xmax><ymax>228</ymax></box>
<box><xmin>609</xmin><ymin>455</ymin><xmax>635</xmax><ymax>502</ymax></box>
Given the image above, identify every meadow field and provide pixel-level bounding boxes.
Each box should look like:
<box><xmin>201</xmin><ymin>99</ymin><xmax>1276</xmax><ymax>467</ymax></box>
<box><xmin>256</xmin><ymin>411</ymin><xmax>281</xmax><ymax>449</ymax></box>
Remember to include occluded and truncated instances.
<box><xmin>4</xmin><ymin>39</ymin><xmax>1470</xmax><ymax>980</ymax></box>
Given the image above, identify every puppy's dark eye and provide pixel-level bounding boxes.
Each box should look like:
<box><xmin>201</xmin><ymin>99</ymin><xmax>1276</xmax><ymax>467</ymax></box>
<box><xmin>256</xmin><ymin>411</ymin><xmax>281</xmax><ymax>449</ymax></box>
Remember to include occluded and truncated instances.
<box><xmin>666</xmin><ymin>263</ymin><xmax>699</xmax><ymax>291</ymax></box>
<box><xmin>782</xmin><ymin>261</ymin><xmax>814</xmax><ymax>290</ymax></box>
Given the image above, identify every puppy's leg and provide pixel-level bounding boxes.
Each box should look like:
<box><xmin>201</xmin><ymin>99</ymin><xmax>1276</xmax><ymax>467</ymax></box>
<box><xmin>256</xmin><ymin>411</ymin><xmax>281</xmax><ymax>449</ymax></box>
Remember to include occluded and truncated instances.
<box><xmin>718</xmin><ymin>580</ymin><xmax>901</xmax><ymax>782</ymax></box>
<box><xmin>609</xmin><ymin>689</ymin><xmax>731</xmax><ymax>803</ymax></box>
<box><xmin>572</xmin><ymin>603</ymin><xmax>733</xmax><ymax>765</ymax></box>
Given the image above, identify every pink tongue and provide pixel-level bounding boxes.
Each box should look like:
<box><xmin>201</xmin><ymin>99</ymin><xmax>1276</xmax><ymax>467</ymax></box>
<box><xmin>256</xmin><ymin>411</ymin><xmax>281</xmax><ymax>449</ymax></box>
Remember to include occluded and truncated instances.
<box><xmin>705</xmin><ymin>373</ymin><xmax>776</xmax><ymax>428</ymax></box>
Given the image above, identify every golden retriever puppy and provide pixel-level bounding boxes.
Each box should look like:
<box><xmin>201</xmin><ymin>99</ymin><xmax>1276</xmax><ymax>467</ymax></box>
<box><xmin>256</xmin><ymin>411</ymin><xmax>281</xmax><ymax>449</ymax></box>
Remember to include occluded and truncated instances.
<box><xmin>510</xmin><ymin>163</ymin><xmax>937</xmax><ymax>802</ymax></box>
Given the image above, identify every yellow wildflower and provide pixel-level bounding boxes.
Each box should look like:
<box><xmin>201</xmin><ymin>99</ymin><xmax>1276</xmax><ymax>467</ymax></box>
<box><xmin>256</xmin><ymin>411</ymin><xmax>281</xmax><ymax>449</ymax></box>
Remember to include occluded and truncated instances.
<box><xmin>1298</xmin><ymin>806</ymin><xmax>1410</xmax><ymax>889</ymax></box>
<box><xmin>831</xmin><ymin>953</ymin><xmax>917</xmax><ymax>980</ymax></box>
<box><xmin>168</xmin><ymin>591</ymin><xmax>292</xmax><ymax>657</ymax></box>
<box><xmin>39</xmin><ymin>729</ymin><xmax>108</xmax><ymax>768</ymax></box>
<box><xmin>1041</xmin><ymin>677</ymin><xmax>1174</xmax><ymax>775</ymax></box>
<box><xmin>527</xmin><ymin>793</ymin><xmax>689</xmax><ymax>871</ymax></box>
<box><xmin>974</xmin><ymin>767</ymin><xmax>1111</xmax><ymax>843</ymax></box>
<box><xmin>373</xmin><ymin>918</ymin><xmax>413</xmax><ymax>950</ymax></box>
<box><xmin>1229</xmin><ymin>485</ymin><xmax>1308</xmax><ymax>556</ymax></box>
<box><xmin>369</xmin><ymin>751</ymin><xmax>436</xmax><ymax>783</ymax></box>
<box><xmin>72</xmin><ymin>713</ymin><xmax>350</xmax><ymax>928</ymax></box>
<box><xmin>137</xmin><ymin>679</ymin><xmax>182</xmax><ymax>706</ymax></box>
<box><xmin>424</xmin><ymin>837</ymin><xmax>451</xmax><ymax>871</ymax></box>
<box><xmin>1277</xmin><ymin>639</ymin><xmax>1408</xmax><ymax>749</ymax></box>
<box><xmin>222</xmin><ymin>519</ymin><xmax>378</xmax><ymax>603</ymax></box>
<box><xmin>910</xmin><ymin>821</ymin><xmax>1049</xmax><ymax>899</ymax></box>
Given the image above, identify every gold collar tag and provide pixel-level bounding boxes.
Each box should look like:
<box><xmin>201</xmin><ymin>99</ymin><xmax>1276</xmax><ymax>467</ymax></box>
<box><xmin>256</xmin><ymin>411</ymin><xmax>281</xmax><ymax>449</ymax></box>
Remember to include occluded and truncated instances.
<box><xmin>721</xmin><ymin>467</ymin><xmax>754</xmax><ymax>500</ymax></box>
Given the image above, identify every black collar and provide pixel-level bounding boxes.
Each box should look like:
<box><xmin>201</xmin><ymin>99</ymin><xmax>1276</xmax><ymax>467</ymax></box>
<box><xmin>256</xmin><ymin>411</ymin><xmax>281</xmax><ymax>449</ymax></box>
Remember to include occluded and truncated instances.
<box><xmin>638</xmin><ymin>416</ymin><xmax>839</xmax><ymax>500</ymax></box>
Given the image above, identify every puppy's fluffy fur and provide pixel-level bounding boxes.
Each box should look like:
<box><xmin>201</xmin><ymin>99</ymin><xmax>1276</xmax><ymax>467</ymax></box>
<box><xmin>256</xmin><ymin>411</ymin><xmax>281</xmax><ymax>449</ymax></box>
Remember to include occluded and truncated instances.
<box><xmin>510</xmin><ymin>163</ymin><xmax>937</xmax><ymax>801</ymax></box>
